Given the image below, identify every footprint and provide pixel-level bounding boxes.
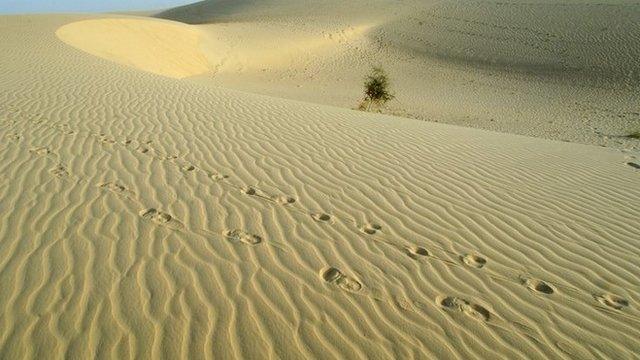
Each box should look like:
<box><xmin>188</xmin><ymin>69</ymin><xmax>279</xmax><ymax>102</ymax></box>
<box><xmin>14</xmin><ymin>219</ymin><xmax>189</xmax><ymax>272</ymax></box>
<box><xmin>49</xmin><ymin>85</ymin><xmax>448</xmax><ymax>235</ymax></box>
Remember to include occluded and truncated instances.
<box><xmin>437</xmin><ymin>296</ymin><xmax>491</xmax><ymax>322</ymax></box>
<box><xmin>99</xmin><ymin>182</ymin><xmax>126</xmax><ymax>194</ymax></box>
<box><xmin>627</xmin><ymin>162</ymin><xmax>640</xmax><ymax>170</ymax></box>
<box><xmin>320</xmin><ymin>267</ymin><xmax>362</xmax><ymax>293</ymax></box>
<box><xmin>49</xmin><ymin>165</ymin><xmax>68</xmax><ymax>178</ymax></box>
<box><xmin>210</xmin><ymin>173</ymin><xmax>229</xmax><ymax>181</ymax></box>
<box><xmin>59</xmin><ymin>129</ymin><xmax>75</xmax><ymax>135</ymax></box>
<box><xmin>29</xmin><ymin>147</ymin><xmax>50</xmax><ymax>156</ymax></box>
<box><xmin>405</xmin><ymin>246</ymin><xmax>430</xmax><ymax>259</ymax></box>
<box><xmin>181</xmin><ymin>164</ymin><xmax>195</xmax><ymax>172</ymax></box>
<box><xmin>461</xmin><ymin>254</ymin><xmax>487</xmax><ymax>269</ymax></box>
<box><xmin>360</xmin><ymin>223</ymin><xmax>382</xmax><ymax>235</ymax></box>
<box><xmin>7</xmin><ymin>133</ymin><xmax>20</xmax><ymax>141</ymax></box>
<box><xmin>273</xmin><ymin>195</ymin><xmax>296</xmax><ymax>205</ymax></box>
<box><xmin>241</xmin><ymin>187</ymin><xmax>257</xmax><ymax>196</ymax></box>
<box><xmin>99</xmin><ymin>136</ymin><xmax>116</xmax><ymax>144</ymax></box>
<box><xmin>139</xmin><ymin>208</ymin><xmax>173</xmax><ymax>225</ymax></box>
<box><xmin>137</xmin><ymin>147</ymin><xmax>149</xmax><ymax>154</ymax></box>
<box><xmin>224</xmin><ymin>229</ymin><xmax>262</xmax><ymax>245</ymax></box>
<box><xmin>521</xmin><ymin>277</ymin><xmax>555</xmax><ymax>295</ymax></box>
<box><xmin>596</xmin><ymin>293</ymin><xmax>629</xmax><ymax>310</ymax></box>
<box><xmin>312</xmin><ymin>213</ymin><xmax>331</xmax><ymax>222</ymax></box>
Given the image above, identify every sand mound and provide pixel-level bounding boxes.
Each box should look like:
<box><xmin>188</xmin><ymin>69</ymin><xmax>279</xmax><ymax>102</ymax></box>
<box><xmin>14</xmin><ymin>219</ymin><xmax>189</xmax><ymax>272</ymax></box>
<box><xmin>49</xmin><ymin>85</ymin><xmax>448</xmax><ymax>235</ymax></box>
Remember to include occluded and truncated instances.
<box><xmin>56</xmin><ymin>18</ymin><xmax>210</xmax><ymax>79</ymax></box>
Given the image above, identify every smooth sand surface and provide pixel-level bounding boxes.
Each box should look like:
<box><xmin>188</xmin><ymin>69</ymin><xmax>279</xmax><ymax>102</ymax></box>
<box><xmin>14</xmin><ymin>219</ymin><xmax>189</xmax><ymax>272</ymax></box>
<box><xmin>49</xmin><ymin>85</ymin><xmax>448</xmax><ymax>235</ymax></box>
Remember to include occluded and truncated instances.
<box><xmin>0</xmin><ymin>3</ymin><xmax>639</xmax><ymax>359</ymax></box>
<box><xmin>57</xmin><ymin>18</ymin><xmax>209</xmax><ymax>79</ymax></box>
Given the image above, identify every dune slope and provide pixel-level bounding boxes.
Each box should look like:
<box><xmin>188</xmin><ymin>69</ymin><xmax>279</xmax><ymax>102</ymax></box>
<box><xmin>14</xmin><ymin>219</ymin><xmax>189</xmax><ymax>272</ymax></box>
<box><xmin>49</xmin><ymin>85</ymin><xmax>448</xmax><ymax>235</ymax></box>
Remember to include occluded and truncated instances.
<box><xmin>156</xmin><ymin>0</ymin><xmax>640</xmax><ymax>150</ymax></box>
<box><xmin>56</xmin><ymin>17</ymin><xmax>210</xmax><ymax>79</ymax></box>
<box><xmin>0</xmin><ymin>12</ymin><xmax>639</xmax><ymax>360</ymax></box>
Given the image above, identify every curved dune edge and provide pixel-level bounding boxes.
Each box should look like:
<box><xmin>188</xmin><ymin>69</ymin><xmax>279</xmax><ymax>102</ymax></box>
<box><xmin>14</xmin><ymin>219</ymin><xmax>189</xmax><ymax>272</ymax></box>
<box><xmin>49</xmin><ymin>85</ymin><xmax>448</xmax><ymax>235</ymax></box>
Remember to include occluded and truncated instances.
<box><xmin>56</xmin><ymin>18</ymin><xmax>210</xmax><ymax>79</ymax></box>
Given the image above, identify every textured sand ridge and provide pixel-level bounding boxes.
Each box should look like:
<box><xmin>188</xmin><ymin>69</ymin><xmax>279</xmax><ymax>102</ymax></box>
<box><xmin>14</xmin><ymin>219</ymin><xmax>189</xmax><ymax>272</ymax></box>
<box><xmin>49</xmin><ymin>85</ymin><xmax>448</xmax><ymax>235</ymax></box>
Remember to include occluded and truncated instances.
<box><xmin>56</xmin><ymin>18</ymin><xmax>210</xmax><ymax>78</ymax></box>
<box><xmin>0</xmin><ymin>6</ymin><xmax>639</xmax><ymax>360</ymax></box>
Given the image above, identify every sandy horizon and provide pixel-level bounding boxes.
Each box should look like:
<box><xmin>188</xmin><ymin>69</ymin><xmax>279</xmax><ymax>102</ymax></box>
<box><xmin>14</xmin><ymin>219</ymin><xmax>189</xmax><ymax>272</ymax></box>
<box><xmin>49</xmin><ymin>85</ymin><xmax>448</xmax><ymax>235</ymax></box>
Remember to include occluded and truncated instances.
<box><xmin>0</xmin><ymin>1</ymin><xmax>639</xmax><ymax>358</ymax></box>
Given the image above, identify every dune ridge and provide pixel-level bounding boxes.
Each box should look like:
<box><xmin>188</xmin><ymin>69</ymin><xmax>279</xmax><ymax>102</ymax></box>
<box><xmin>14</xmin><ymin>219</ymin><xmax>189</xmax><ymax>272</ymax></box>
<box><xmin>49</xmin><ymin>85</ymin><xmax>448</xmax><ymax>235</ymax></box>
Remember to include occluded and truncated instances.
<box><xmin>0</xmin><ymin>9</ymin><xmax>639</xmax><ymax>360</ymax></box>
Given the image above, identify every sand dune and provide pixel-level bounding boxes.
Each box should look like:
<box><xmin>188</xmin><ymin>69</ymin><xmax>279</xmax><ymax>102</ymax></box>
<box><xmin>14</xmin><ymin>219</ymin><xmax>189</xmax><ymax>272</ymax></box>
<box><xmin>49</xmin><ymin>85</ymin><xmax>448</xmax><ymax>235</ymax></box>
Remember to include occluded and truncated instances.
<box><xmin>0</xmin><ymin>4</ymin><xmax>639</xmax><ymax>360</ymax></box>
<box><xmin>156</xmin><ymin>0</ymin><xmax>640</xmax><ymax>150</ymax></box>
<box><xmin>56</xmin><ymin>17</ymin><xmax>210</xmax><ymax>78</ymax></box>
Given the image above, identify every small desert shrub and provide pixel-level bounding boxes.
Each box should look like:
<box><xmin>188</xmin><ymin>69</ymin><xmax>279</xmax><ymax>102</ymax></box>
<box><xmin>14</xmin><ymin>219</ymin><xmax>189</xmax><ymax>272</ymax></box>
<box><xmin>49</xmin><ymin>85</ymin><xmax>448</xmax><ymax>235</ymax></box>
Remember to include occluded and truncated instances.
<box><xmin>359</xmin><ymin>67</ymin><xmax>394</xmax><ymax>111</ymax></box>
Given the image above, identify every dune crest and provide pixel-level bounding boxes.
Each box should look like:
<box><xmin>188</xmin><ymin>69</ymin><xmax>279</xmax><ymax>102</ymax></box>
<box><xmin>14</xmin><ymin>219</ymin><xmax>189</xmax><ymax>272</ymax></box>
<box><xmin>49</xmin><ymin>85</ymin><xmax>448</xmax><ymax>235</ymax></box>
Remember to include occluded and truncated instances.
<box><xmin>56</xmin><ymin>18</ymin><xmax>210</xmax><ymax>79</ymax></box>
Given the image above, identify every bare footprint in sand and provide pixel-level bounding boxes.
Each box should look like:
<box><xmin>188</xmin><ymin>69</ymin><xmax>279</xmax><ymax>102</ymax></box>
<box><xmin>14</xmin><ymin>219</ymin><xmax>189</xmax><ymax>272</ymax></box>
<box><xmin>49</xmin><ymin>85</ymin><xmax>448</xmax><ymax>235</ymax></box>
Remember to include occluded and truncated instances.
<box><xmin>360</xmin><ymin>223</ymin><xmax>382</xmax><ymax>235</ymax></box>
<box><xmin>312</xmin><ymin>213</ymin><xmax>332</xmax><ymax>222</ymax></box>
<box><xmin>224</xmin><ymin>229</ymin><xmax>263</xmax><ymax>245</ymax></box>
<box><xmin>437</xmin><ymin>296</ymin><xmax>491</xmax><ymax>322</ymax></box>
<box><xmin>320</xmin><ymin>267</ymin><xmax>362</xmax><ymax>293</ymax></box>
<box><xmin>29</xmin><ymin>147</ymin><xmax>50</xmax><ymax>156</ymax></box>
<box><xmin>596</xmin><ymin>293</ymin><xmax>629</xmax><ymax>310</ymax></box>
<box><xmin>461</xmin><ymin>254</ymin><xmax>487</xmax><ymax>269</ymax></box>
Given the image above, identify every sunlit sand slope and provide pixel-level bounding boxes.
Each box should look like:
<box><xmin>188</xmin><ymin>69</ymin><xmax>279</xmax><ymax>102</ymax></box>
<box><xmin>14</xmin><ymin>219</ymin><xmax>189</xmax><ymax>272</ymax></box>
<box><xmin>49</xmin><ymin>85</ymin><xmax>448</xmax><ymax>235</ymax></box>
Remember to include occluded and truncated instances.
<box><xmin>0</xmin><ymin>13</ymin><xmax>639</xmax><ymax>359</ymax></box>
<box><xmin>56</xmin><ymin>18</ymin><xmax>210</xmax><ymax>78</ymax></box>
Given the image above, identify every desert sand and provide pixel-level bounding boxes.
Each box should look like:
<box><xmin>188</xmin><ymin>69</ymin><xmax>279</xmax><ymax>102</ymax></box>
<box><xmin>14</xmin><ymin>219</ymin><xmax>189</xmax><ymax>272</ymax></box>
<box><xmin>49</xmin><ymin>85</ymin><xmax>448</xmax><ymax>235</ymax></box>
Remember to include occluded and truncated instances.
<box><xmin>0</xmin><ymin>1</ymin><xmax>639</xmax><ymax>359</ymax></box>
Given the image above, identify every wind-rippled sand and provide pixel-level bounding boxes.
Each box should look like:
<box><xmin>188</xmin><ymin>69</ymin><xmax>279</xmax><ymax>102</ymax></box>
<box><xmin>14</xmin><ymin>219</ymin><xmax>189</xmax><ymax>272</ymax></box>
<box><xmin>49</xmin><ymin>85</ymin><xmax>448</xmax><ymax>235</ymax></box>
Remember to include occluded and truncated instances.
<box><xmin>0</xmin><ymin>3</ymin><xmax>639</xmax><ymax>359</ymax></box>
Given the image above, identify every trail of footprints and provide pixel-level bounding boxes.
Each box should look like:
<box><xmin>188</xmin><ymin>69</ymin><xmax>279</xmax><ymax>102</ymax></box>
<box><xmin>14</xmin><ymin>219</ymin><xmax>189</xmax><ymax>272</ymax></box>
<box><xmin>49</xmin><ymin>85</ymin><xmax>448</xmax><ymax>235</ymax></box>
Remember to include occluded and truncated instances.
<box><xmin>3</xmin><ymin>111</ymin><xmax>268</xmax><ymax>250</ymax></box>
<box><xmin>3</xmin><ymin>106</ymin><xmax>635</xmax><ymax>329</ymax></box>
